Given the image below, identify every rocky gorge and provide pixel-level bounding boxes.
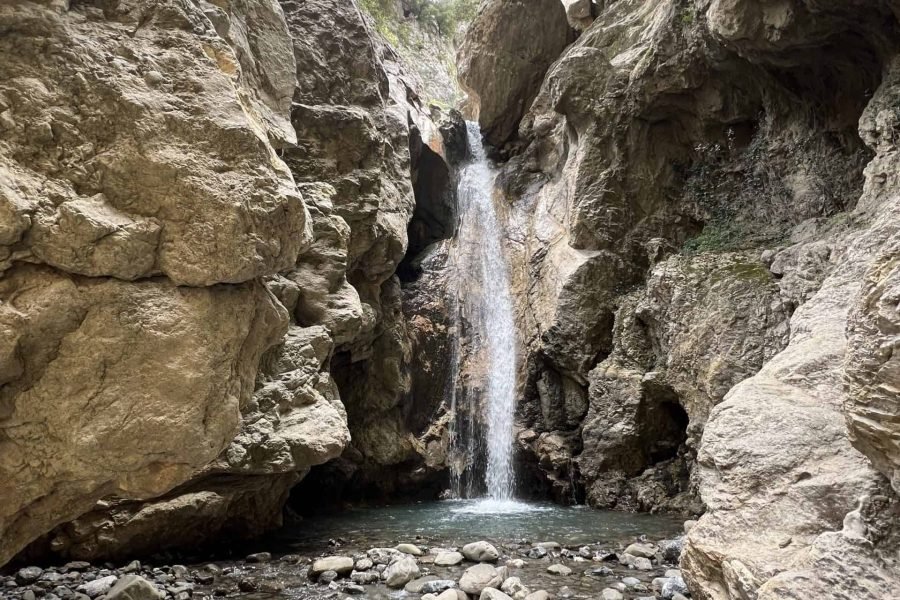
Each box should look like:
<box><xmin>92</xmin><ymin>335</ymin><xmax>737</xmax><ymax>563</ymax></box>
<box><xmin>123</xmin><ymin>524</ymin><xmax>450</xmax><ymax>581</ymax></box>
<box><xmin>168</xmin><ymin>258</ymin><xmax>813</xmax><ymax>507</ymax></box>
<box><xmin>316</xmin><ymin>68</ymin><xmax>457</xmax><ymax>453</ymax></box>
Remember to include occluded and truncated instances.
<box><xmin>1</xmin><ymin>0</ymin><xmax>899</xmax><ymax>599</ymax></box>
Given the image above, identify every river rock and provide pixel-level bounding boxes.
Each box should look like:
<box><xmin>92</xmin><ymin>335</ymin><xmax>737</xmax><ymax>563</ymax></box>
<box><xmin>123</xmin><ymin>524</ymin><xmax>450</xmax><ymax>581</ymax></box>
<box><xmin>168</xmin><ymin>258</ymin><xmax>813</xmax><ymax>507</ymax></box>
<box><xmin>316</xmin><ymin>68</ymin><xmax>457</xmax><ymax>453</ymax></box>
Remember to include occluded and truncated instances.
<box><xmin>106</xmin><ymin>576</ymin><xmax>162</xmax><ymax>600</ymax></box>
<box><xmin>350</xmin><ymin>571</ymin><xmax>379</xmax><ymax>585</ymax></box>
<box><xmin>480</xmin><ymin>589</ymin><xmax>514</xmax><ymax>600</ymax></box>
<box><xmin>624</xmin><ymin>543</ymin><xmax>657</xmax><ymax>559</ymax></box>
<box><xmin>546</xmin><ymin>564</ymin><xmax>572</xmax><ymax>576</ymax></box>
<box><xmin>462</xmin><ymin>541</ymin><xmax>500</xmax><ymax>562</ymax></box>
<box><xmin>311</xmin><ymin>557</ymin><xmax>354</xmax><ymax>577</ymax></box>
<box><xmin>317</xmin><ymin>571</ymin><xmax>338</xmax><ymax>585</ymax></box>
<box><xmin>459</xmin><ymin>564</ymin><xmax>507</xmax><ymax>595</ymax></box>
<box><xmin>405</xmin><ymin>576</ymin><xmax>438</xmax><ymax>593</ymax></box>
<box><xmin>396</xmin><ymin>543</ymin><xmax>424</xmax><ymax>556</ymax></box>
<box><xmin>368</xmin><ymin>548</ymin><xmax>404</xmax><ymax>565</ymax></box>
<box><xmin>500</xmin><ymin>576</ymin><xmax>530</xmax><ymax>598</ymax></box>
<box><xmin>354</xmin><ymin>558</ymin><xmax>373</xmax><ymax>571</ymax></box>
<box><xmin>16</xmin><ymin>568</ymin><xmax>43</xmax><ymax>585</ymax></box>
<box><xmin>601</xmin><ymin>589</ymin><xmax>624</xmax><ymax>600</ymax></box>
<box><xmin>421</xmin><ymin>580</ymin><xmax>458</xmax><ymax>594</ymax></box>
<box><xmin>77</xmin><ymin>576</ymin><xmax>118</xmax><ymax>598</ymax></box>
<box><xmin>246</xmin><ymin>552</ymin><xmax>272</xmax><ymax>563</ymax></box>
<box><xmin>384</xmin><ymin>557</ymin><xmax>420</xmax><ymax>588</ymax></box>
<box><xmin>661</xmin><ymin>576</ymin><xmax>688</xmax><ymax>599</ymax></box>
<box><xmin>436</xmin><ymin>590</ymin><xmax>467</xmax><ymax>600</ymax></box>
<box><xmin>506</xmin><ymin>559</ymin><xmax>525</xmax><ymax>569</ymax></box>
<box><xmin>524</xmin><ymin>592</ymin><xmax>550</xmax><ymax>600</ymax></box>
<box><xmin>435</xmin><ymin>551</ymin><xmax>465</xmax><ymax>566</ymax></box>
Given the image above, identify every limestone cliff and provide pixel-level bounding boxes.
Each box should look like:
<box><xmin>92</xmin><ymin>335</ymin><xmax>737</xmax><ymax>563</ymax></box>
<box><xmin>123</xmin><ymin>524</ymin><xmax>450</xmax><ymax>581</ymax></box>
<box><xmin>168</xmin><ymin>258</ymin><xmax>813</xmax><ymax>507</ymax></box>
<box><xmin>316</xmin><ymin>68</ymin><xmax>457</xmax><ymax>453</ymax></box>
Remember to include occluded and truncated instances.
<box><xmin>459</xmin><ymin>0</ymin><xmax>900</xmax><ymax>597</ymax></box>
<box><xmin>0</xmin><ymin>0</ymin><xmax>460</xmax><ymax>564</ymax></box>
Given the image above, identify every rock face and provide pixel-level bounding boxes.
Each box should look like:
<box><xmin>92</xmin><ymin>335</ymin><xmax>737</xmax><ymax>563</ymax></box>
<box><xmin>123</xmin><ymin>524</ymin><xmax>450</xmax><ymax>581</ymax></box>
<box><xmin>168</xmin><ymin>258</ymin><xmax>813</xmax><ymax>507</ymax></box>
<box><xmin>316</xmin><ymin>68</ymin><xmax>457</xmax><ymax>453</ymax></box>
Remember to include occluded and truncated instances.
<box><xmin>0</xmin><ymin>0</ymin><xmax>458</xmax><ymax>564</ymax></box>
<box><xmin>457</xmin><ymin>0</ymin><xmax>573</xmax><ymax>148</ymax></box>
<box><xmin>459</xmin><ymin>0</ymin><xmax>900</xmax><ymax>597</ymax></box>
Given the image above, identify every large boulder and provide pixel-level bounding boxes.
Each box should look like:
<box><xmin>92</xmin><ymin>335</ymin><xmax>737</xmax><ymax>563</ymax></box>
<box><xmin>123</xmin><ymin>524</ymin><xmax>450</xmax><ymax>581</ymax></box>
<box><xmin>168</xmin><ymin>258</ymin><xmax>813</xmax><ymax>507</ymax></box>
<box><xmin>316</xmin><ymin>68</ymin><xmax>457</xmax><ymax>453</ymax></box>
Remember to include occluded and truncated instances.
<box><xmin>458</xmin><ymin>0</ymin><xmax>572</xmax><ymax>147</ymax></box>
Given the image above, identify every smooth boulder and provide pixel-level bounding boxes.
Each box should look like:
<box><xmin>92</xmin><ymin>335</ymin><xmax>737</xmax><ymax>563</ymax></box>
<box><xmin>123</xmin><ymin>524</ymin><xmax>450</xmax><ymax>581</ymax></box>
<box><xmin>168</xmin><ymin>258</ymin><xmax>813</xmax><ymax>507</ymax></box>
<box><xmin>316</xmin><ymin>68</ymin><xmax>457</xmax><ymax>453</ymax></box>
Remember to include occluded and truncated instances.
<box><xmin>460</xmin><ymin>564</ymin><xmax>507</xmax><ymax>595</ymax></box>
<box><xmin>384</xmin><ymin>557</ymin><xmax>420</xmax><ymax>588</ymax></box>
<box><xmin>462</xmin><ymin>541</ymin><xmax>500</xmax><ymax>562</ymax></box>
<box><xmin>106</xmin><ymin>575</ymin><xmax>163</xmax><ymax>600</ymax></box>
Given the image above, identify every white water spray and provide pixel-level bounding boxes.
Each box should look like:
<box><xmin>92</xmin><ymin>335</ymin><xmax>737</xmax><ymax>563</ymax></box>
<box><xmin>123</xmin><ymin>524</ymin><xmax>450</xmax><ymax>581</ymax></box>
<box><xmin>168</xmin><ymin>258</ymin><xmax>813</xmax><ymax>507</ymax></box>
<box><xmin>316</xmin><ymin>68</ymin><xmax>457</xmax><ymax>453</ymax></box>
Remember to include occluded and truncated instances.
<box><xmin>449</xmin><ymin>122</ymin><xmax>518</xmax><ymax>502</ymax></box>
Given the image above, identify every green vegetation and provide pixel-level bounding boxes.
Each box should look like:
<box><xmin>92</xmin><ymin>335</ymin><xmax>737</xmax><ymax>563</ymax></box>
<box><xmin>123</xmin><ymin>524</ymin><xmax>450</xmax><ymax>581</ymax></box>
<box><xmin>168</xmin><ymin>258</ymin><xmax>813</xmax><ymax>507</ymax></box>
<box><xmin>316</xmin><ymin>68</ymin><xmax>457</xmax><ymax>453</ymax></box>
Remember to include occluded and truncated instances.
<box><xmin>682</xmin><ymin>223</ymin><xmax>744</xmax><ymax>255</ymax></box>
<box><xmin>359</xmin><ymin>0</ymin><xmax>479</xmax><ymax>40</ymax></box>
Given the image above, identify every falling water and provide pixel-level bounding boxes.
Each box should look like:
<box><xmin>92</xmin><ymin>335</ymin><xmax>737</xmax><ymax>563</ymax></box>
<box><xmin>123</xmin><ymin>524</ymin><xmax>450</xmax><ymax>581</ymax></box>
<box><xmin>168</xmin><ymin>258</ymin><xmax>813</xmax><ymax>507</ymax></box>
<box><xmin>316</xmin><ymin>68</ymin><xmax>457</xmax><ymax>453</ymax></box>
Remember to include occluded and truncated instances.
<box><xmin>448</xmin><ymin>122</ymin><xmax>518</xmax><ymax>502</ymax></box>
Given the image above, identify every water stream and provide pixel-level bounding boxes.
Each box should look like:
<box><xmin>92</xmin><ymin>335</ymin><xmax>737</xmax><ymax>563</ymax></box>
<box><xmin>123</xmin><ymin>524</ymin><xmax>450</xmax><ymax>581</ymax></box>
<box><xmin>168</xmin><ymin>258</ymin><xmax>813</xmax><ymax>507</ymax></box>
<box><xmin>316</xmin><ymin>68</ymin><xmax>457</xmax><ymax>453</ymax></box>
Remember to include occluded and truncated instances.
<box><xmin>448</xmin><ymin>123</ymin><xmax>518</xmax><ymax>504</ymax></box>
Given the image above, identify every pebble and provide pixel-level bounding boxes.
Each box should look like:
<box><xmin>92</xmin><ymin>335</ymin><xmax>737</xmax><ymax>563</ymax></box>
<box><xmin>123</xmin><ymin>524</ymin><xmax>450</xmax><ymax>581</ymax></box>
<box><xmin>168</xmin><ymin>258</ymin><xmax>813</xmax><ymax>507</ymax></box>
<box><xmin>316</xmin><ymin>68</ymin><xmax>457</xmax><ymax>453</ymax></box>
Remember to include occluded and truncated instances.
<box><xmin>480</xmin><ymin>589</ymin><xmax>513</xmax><ymax>600</ymax></box>
<box><xmin>77</xmin><ymin>575</ymin><xmax>117</xmax><ymax>598</ymax></box>
<box><xmin>500</xmin><ymin>576</ymin><xmax>529</xmax><ymax>597</ymax></box>
<box><xmin>558</xmin><ymin>586</ymin><xmax>575</xmax><ymax>598</ymax></box>
<box><xmin>632</xmin><ymin>557</ymin><xmax>653</xmax><ymax>570</ymax></box>
<box><xmin>587</xmin><ymin>566</ymin><xmax>613</xmax><ymax>578</ymax></box>
<box><xmin>546</xmin><ymin>564</ymin><xmax>572</xmax><ymax>576</ymax></box>
<box><xmin>526</xmin><ymin>547</ymin><xmax>547</xmax><ymax>559</ymax></box>
<box><xmin>396</xmin><ymin>543</ymin><xmax>424</xmax><ymax>556</ymax></box>
<box><xmin>506</xmin><ymin>559</ymin><xmax>525</xmax><ymax>569</ymax></box>
<box><xmin>459</xmin><ymin>564</ymin><xmax>507</xmax><ymax>595</ymax></box>
<box><xmin>523</xmin><ymin>591</ymin><xmax>550</xmax><ymax>600</ymax></box>
<box><xmin>405</xmin><ymin>576</ymin><xmax>439</xmax><ymax>593</ymax></box>
<box><xmin>318</xmin><ymin>570</ymin><xmax>339</xmax><ymax>584</ymax></box>
<box><xmin>420</xmin><ymin>580</ymin><xmax>458</xmax><ymax>594</ymax></box>
<box><xmin>245</xmin><ymin>552</ymin><xmax>272</xmax><ymax>563</ymax></box>
<box><xmin>624</xmin><ymin>542</ymin><xmax>657</xmax><ymax>558</ymax></box>
<box><xmin>601</xmin><ymin>588</ymin><xmax>624</xmax><ymax>600</ymax></box>
<box><xmin>462</xmin><ymin>541</ymin><xmax>500</xmax><ymax>562</ymax></box>
<box><xmin>312</xmin><ymin>556</ymin><xmax>354</xmax><ymax>576</ymax></box>
<box><xmin>435</xmin><ymin>551</ymin><xmax>464</xmax><ymax>566</ymax></box>
<box><xmin>17</xmin><ymin>567</ymin><xmax>44</xmax><ymax>585</ymax></box>
<box><xmin>622</xmin><ymin>576</ymin><xmax>641</xmax><ymax>587</ymax></box>
<box><xmin>343</xmin><ymin>583</ymin><xmax>366</xmax><ymax>594</ymax></box>
<box><xmin>351</xmin><ymin>571</ymin><xmax>380</xmax><ymax>585</ymax></box>
<box><xmin>384</xmin><ymin>556</ymin><xmax>420</xmax><ymax>588</ymax></box>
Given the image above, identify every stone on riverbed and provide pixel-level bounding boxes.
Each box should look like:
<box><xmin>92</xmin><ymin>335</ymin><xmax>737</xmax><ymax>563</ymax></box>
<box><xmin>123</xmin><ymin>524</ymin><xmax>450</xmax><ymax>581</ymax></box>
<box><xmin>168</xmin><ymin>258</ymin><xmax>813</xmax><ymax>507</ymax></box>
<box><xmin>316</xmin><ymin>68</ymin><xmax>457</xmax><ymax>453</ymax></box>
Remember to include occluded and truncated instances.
<box><xmin>384</xmin><ymin>556</ymin><xmax>420</xmax><ymax>588</ymax></box>
<box><xmin>421</xmin><ymin>580</ymin><xmax>458</xmax><ymax>594</ymax></box>
<box><xmin>460</xmin><ymin>564</ymin><xmax>507</xmax><ymax>594</ymax></box>
<box><xmin>106</xmin><ymin>575</ymin><xmax>162</xmax><ymax>600</ymax></box>
<box><xmin>526</xmin><ymin>547</ymin><xmax>547</xmax><ymax>559</ymax></box>
<box><xmin>546</xmin><ymin>564</ymin><xmax>572</xmax><ymax>576</ymax></box>
<box><xmin>368</xmin><ymin>548</ymin><xmax>404</xmax><ymax>564</ymax></box>
<box><xmin>601</xmin><ymin>589</ymin><xmax>624</xmax><ymax>600</ymax></box>
<box><xmin>624</xmin><ymin>543</ymin><xmax>657</xmax><ymax>559</ymax></box>
<box><xmin>436</xmin><ymin>590</ymin><xmax>468</xmax><ymax>600</ymax></box>
<box><xmin>354</xmin><ymin>558</ymin><xmax>373</xmax><ymax>571</ymax></box>
<box><xmin>500</xmin><ymin>576</ymin><xmax>530</xmax><ymax>598</ymax></box>
<box><xmin>77</xmin><ymin>575</ymin><xmax>118</xmax><ymax>597</ymax></box>
<box><xmin>462</xmin><ymin>541</ymin><xmax>500</xmax><ymax>562</ymax></box>
<box><xmin>16</xmin><ymin>568</ymin><xmax>43</xmax><ymax>585</ymax></box>
<box><xmin>435</xmin><ymin>551</ymin><xmax>465</xmax><ymax>566</ymax></box>
<box><xmin>311</xmin><ymin>556</ymin><xmax>354</xmax><ymax>576</ymax></box>
<box><xmin>317</xmin><ymin>570</ymin><xmax>338</xmax><ymax>584</ymax></box>
<box><xmin>245</xmin><ymin>552</ymin><xmax>272</xmax><ymax>563</ymax></box>
<box><xmin>480</xmin><ymin>588</ymin><xmax>514</xmax><ymax>600</ymax></box>
<box><xmin>536</xmin><ymin>542</ymin><xmax>560</xmax><ymax>550</ymax></box>
<box><xmin>396</xmin><ymin>543</ymin><xmax>424</xmax><ymax>556</ymax></box>
<box><xmin>661</xmin><ymin>575</ymin><xmax>688</xmax><ymax>599</ymax></box>
<box><xmin>506</xmin><ymin>558</ymin><xmax>525</xmax><ymax>569</ymax></box>
<box><xmin>351</xmin><ymin>570</ymin><xmax>380</xmax><ymax>585</ymax></box>
<box><xmin>405</xmin><ymin>575</ymin><xmax>439</xmax><ymax>593</ymax></box>
<box><xmin>524</xmin><ymin>592</ymin><xmax>550</xmax><ymax>600</ymax></box>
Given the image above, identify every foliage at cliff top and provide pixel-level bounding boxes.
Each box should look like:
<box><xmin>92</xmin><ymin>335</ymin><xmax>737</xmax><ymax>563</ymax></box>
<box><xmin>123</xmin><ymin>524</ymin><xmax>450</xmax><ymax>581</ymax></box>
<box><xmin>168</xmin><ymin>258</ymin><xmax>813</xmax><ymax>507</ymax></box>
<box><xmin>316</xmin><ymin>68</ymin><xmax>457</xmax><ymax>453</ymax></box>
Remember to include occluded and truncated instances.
<box><xmin>359</xmin><ymin>0</ymin><xmax>478</xmax><ymax>41</ymax></box>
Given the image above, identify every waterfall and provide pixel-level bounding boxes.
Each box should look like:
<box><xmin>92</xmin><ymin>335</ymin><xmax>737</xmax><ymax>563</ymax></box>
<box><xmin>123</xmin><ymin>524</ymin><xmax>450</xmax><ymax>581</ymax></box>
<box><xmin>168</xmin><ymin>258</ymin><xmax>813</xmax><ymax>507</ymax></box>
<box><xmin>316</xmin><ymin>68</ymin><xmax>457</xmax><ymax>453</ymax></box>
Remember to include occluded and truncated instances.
<box><xmin>447</xmin><ymin>122</ymin><xmax>518</xmax><ymax>502</ymax></box>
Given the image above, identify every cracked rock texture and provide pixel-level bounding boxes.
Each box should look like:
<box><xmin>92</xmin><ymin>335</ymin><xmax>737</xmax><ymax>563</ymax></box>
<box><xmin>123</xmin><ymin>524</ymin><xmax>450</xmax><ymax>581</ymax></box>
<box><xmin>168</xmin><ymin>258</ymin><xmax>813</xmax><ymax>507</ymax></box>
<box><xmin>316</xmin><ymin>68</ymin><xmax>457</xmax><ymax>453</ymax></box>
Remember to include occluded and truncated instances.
<box><xmin>1</xmin><ymin>0</ymin><xmax>458</xmax><ymax>564</ymax></box>
<box><xmin>460</xmin><ymin>0</ymin><xmax>900</xmax><ymax>597</ymax></box>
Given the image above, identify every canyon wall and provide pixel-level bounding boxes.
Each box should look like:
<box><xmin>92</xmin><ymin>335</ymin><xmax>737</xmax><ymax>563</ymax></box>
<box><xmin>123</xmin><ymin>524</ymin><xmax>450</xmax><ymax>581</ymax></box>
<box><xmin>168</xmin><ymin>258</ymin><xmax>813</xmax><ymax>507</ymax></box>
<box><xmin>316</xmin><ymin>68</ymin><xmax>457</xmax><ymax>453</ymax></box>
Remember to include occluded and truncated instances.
<box><xmin>459</xmin><ymin>0</ymin><xmax>900</xmax><ymax>597</ymax></box>
<box><xmin>0</xmin><ymin>0</ymin><xmax>460</xmax><ymax>564</ymax></box>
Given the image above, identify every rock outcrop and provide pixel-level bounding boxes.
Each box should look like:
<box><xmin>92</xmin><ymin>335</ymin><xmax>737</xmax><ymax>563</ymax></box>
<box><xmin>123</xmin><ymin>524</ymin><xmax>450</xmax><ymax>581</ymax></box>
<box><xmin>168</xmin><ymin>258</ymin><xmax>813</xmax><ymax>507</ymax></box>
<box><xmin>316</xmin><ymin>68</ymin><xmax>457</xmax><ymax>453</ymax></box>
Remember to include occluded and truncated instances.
<box><xmin>459</xmin><ymin>0</ymin><xmax>900</xmax><ymax>597</ymax></box>
<box><xmin>1</xmin><ymin>0</ymin><xmax>459</xmax><ymax>563</ymax></box>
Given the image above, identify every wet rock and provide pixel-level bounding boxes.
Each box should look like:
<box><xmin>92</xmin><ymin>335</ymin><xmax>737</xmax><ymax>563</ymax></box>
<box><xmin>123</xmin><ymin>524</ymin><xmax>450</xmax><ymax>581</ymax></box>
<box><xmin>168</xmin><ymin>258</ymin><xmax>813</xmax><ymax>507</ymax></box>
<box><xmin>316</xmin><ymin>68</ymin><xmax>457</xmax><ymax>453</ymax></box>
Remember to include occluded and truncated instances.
<box><xmin>384</xmin><ymin>557</ymin><xmax>420</xmax><ymax>588</ymax></box>
<box><xmin>587</xmin><ymin>566</ymin><xmax>613</xmax><ymax>578</ymax></box>
<box><xmin>354</xmin><ymin>558</ymin><xmax>373</xmax><ymax>571</ymax></box>
<box><xmin>396</xmin><ymin>543</ymin><xmax>424</xmax><ymax>556</ymax></box>
<box><xmin>661</xmin><ymin>576</ymin><xmax>688</xmax><ymax>599</ymax></box>
<box><xmin>246</xmin><ymin>552</ymin><xmax>272</xmax><ymax>563</ymax></box>
<box><xmin>459</xmin><ymin>564</ymin><xmax>507</xmax><ymax>595</ymax></box>
<box><xmin>480</xmin><ymin>589</ymin><xmax>514</xmax><ymax>600</ymax></box>
<box><xmin>17</xmin><ymin>568</ymin><xmax>43</xmax><ymax>585</ymax></box>
<box><xmin>535</xmin><ymin>542</ymin><xmax>561</xmax><ymax>551</ymax></box>
<box><xmin>546</xmin><ymin>564</ymin><xmax>572</xmax><ymax>576</ymax></box>
<box><xmin>622</xmin><ymin>577</ymin><xmax>641</xmax><ymax>588</ymax></box>
<box><xmin>659</xmin><ymin>539</ymin><xmax>683</xmax><ymax>563</ymax></box>
<box><xmin>350</xmin><ymin>571</ymin><xmax>380</xmax><ymax>585</ymax></box>
<box><xmin>421</xmin><ymin>580</ymin><xmax>458</xmax><ymax>594</ymax></box>
<box><xmin>77</xmin><ymin>575</ymin><xmax>118</xmax><ymax>598</ymax></box>
<box><xmin>601</xmin><ymin>589</ymin><xmax>624</xmax><ymax>600</ymax></box>
<box><xmin>317</xmin><ymin>570</ymin><xmax>338</xmax><ymax>585</ymax></box>
<box><xmin>462</xmin><ymin>541</ymin><xmax>500</xmax><ymax>562</ymax></box>
<box><xmin>311</xmin><ymin>556</ymin><xmax>354</xmax><ymax>577</ymax></box>
<box><xmin>435</xmin><ymin>551</ymin><xmax>464</xmax><ymax>566</ymax></box>
<box><xmin>500</xmin><ymin>576</ymin><xmax>530</xmax><ymax>599</ymax></box>
<box><xmin>343</xmin><ymin>583</ymin><xmax>366</xmax><ymax>594</ymax></box>
<box><xmin>106</xmin><ymin>576</ymin><xmax>162</xmax><ymax>600</ymax></box>
<box><xmin>368</xmin><ymin>548</ymin><xmax>404</xmax><ymax>565</ymax></box>
<box><xmin>526</xmin><ymin>547</ymin><xmax>547</xmax><ymax>559</ymax></box>
<box><xmin>624</xmin><ymin>543</ymin><xmax>657</xmax><ymax>559</ymax></box>
<box><xmin>405</xmin><ymin>576</ymin><xmax>439</xmax><ymax>593</ymax></box>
